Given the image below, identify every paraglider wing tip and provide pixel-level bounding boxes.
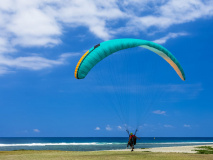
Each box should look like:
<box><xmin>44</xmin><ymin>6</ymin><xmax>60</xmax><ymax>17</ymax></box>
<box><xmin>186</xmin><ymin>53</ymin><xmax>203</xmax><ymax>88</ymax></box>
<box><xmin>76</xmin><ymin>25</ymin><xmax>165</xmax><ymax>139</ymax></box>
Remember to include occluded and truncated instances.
<box><xmin>182</xmin><ymin>75</ymin><xmax>186</xmax><ymax>81</ymax></box>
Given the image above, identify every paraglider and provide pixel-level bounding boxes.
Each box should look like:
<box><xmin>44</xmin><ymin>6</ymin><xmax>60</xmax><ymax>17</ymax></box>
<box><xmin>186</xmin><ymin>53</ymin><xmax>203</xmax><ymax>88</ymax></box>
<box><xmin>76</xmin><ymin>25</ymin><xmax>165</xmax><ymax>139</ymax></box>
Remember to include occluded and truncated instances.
<box><xmin>74</xmin><ymin>38</ymin><xmax>185</xmax><ymax>150</ymax></box>
<box><xmin>126</xmin><ymin>129</ymin><xmax>140</xmax><ymax>151</ymax></box>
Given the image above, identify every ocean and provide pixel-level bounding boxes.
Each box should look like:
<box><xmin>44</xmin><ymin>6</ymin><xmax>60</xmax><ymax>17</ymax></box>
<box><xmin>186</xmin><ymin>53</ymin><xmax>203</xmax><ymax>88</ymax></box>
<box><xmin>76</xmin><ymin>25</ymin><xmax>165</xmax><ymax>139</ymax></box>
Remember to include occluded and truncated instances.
<box><xmin>0</xmin><ymin>137</ymin><xmax>213</xmax><ymax>151</ymax></box>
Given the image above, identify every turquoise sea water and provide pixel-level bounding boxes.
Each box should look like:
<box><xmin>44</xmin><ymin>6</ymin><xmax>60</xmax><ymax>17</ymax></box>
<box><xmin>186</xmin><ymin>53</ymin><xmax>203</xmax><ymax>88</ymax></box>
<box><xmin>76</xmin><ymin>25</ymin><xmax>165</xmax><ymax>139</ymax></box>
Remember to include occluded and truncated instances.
<box><xmin>0</xmin><ymin>137</ymin><xmax>213</xmax><ymax>151</ymax></box>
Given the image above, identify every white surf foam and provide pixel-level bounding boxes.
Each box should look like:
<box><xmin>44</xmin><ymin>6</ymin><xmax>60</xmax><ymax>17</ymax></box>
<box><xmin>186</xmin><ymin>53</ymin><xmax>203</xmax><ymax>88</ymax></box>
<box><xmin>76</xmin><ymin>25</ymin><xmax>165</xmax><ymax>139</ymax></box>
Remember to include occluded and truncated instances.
<box><xmin>0</xmin><ymin>142</ymin><xmax>115</xmax><ymax>147</ymax></box>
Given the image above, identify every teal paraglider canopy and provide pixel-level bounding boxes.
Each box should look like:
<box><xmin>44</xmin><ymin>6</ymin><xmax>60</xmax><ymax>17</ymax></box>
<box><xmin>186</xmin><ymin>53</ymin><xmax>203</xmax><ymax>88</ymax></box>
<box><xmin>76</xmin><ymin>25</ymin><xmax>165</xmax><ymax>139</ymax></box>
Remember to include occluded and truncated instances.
<box><xmin>75</xmin><ymin>38</ymin><xmax>185</xmax><ymax>81</ymax></box>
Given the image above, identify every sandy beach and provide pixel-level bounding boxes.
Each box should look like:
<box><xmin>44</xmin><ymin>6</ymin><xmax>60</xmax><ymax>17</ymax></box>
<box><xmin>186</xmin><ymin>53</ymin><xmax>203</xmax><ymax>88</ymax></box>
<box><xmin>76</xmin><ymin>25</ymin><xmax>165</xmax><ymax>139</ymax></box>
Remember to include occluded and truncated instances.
<box><xmin>113</xmin><ymin>144</ymin><xmax>213</xmax><ymax>153</ymax></box>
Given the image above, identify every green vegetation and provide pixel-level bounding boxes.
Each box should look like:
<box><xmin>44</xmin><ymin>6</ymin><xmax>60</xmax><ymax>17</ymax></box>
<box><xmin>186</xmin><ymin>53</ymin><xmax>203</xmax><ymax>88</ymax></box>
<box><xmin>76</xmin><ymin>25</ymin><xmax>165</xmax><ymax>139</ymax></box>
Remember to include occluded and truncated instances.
<box><xmin>195</xmin><ymin>146</ymin><xmax>213</xmax><ymax>154</ymax></box>
<box><xmin>0</xmin><ymin>150</ymin><xmax>213</xmax><ymax>160</ymax></box>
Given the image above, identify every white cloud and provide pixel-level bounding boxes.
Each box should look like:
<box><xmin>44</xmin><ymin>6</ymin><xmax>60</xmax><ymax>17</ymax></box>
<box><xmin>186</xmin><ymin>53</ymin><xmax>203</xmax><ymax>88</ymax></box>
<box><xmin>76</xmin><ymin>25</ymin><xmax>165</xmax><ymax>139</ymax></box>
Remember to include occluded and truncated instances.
<box><xmin>55</xmin><ymin>0</ymin><xmax>125</xmax><ymax>40</ymax></box>
<box><xmin>33</xmin><ymin>129</ymin><xmax>40</xmax><ymax>133</ymax></box>
<box><xmin>164</xmin><ymin>124</ymin><xmax>173</xmax><ymax>128</ymax></box>
<box><xmin>95</xmin><ymin>127</ymin><xmax>100</xmax><ymax>130</ymax></box>
<box><xmin>8</xmin><ymin>8</ymin><xmax>61</xmax><ymax>47</ymax></box>
<box><xmin>117</xmin><ymin>126</ymin><xmax>122</xmax><ymax>130</ymax></box>
<box><xmin>0</xmin><ymin>0</ymin><xmax>213</xmax><ymax>75</ymax></box>
<box><xmin>0</xmin><ymin>37</ymin><xmax>14</xmax><ymax>53</ymax></box>
<box><xmin>0</xmin><ymin>66</ymin><xmax>13</xmax><ymax>75</ymax></box>
<box><xmin>1</xmin><ymin>0</ymin><xmax>212</xmax><ymax>49</ymax></box>
<box><xmin>131</xmin><ymin>0</ymin><xmax>213</xmax><ymax>30</ymax></box>
<box><xmin>153</xmin><ymin>110</ymin><xmax>166</xmax><ymax>115</ymax></box>
<box><xmin>0</xmin><ymin>0</ymin><xmax>125</xmax><ymax>49</ymax></box>
<box><xmin>153</xmin><ymin>32</ymin><xmax>188</xmax><ymax>44</ymax></box>
<box><xmin>0</xmin><ymin>0</ymin><xmax>124</xmax><ymax>75</ymax></box>
<box><xmin>184</xmin><ymin>124</ymin><xmax>191</xmax><ymax>128</ymax></box>
<box><xmin>0</xmin><ymin>53</ymin><xmax>78</xmax><ymax>75</ymax></box>
<box><xmin>106</xmin><ymin>125</ymin><xmax>112</xmax><ymax>131</ymax></box>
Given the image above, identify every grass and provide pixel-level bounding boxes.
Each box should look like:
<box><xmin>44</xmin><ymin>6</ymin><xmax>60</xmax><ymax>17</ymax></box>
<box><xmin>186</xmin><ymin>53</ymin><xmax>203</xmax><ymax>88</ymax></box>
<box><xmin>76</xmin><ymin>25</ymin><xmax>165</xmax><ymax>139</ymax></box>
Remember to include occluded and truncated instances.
<box><xmin>195</xmin><ymin>146</ymin><xmax>213</xmax><ymax>154</ymax></box>
<box><xmin>0</xmin><ymin>150</ymin><xmax>213</xmax><ymax>160</ymax></box>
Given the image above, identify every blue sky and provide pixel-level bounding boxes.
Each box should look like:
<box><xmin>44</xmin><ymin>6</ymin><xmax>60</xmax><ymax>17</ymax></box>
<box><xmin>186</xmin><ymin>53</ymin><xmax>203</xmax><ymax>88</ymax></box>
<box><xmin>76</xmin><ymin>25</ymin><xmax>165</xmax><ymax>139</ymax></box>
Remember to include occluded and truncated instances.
<box><xmin>0</xmin><ymin>0</ymin><xmax>213</xmax><ymax>137</ymax></box>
